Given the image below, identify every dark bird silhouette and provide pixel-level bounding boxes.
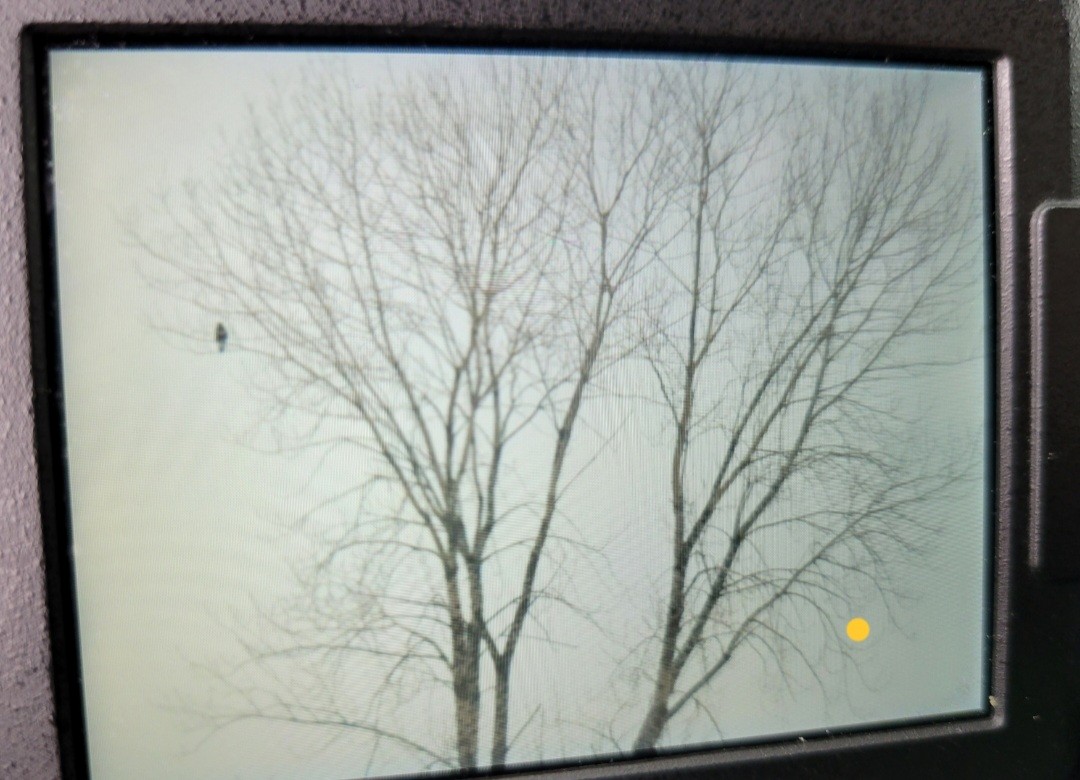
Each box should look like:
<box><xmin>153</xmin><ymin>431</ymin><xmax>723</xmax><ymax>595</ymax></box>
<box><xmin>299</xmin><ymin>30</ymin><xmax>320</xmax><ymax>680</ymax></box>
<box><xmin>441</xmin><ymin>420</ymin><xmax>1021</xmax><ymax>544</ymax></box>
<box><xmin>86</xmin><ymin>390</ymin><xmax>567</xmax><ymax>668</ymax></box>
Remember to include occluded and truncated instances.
<box><xmin>215</xmin><ymin>322</ymin><xmax>227</xmax><ymax>353</ymax></box>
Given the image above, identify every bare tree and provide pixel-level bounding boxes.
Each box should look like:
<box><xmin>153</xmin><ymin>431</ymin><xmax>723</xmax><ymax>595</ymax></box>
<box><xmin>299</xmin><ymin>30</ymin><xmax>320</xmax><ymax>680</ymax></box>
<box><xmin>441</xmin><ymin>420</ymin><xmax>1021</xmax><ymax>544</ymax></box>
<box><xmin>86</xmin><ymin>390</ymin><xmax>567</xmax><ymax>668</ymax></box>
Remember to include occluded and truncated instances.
<box><xmin>139</xmin><ymin>58</ymin><xmax>671</xmax><ymax>772</ymax></box>
<box><xmin>137</xmin><ymin>56</ymin><xmax>982</xmax><ymax>774</ymax></box>
<box><xmin>630</xmin><ymin>72</ymin><xmax>981</xmax><ymax>751</ymax></box>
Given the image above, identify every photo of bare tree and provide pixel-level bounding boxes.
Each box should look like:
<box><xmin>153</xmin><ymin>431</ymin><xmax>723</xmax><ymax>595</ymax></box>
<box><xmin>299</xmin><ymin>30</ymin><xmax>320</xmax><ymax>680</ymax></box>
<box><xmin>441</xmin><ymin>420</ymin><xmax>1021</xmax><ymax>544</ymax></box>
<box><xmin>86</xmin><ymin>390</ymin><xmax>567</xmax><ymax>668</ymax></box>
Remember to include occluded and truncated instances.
<box><xmin>629</xmin><ymin>71</ymin><xmax>979</xmax><ymax>751</ymax></box>
<box><xmin>49</xmin><ymin>51</ymin><xmax>990</xmax><ymax>779</ymax></box>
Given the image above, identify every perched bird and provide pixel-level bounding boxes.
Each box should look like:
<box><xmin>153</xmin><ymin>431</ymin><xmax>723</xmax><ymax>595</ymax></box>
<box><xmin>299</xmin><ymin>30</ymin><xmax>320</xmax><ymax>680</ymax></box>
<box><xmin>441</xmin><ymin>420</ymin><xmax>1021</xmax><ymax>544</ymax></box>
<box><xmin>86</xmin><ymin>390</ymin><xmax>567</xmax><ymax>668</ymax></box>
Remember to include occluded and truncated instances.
<box><xmin>215</xmin><ymin>322</ymin><xmax>228</xmax><ymax>353</ymax></box>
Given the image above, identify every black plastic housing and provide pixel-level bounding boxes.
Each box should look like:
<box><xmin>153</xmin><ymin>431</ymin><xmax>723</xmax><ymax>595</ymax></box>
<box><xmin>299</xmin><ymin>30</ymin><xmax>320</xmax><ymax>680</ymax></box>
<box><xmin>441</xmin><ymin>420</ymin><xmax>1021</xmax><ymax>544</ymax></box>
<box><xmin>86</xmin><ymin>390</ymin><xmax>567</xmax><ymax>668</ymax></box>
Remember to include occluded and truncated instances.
<box><xmin>3</xmin><ymin>1</ymin><xmax>1078</xmax><ymax>778</ymax></box>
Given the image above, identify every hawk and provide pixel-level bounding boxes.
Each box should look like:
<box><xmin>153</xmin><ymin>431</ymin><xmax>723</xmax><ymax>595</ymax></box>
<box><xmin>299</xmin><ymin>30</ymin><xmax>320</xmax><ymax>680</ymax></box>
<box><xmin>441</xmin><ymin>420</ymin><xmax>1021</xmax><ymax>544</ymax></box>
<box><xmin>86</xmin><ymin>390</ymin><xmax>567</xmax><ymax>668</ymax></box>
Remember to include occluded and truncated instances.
<box><xmin>215</xmin><ymin>322</ymin><xmax>227</xmax><ymax>353</ymax></box>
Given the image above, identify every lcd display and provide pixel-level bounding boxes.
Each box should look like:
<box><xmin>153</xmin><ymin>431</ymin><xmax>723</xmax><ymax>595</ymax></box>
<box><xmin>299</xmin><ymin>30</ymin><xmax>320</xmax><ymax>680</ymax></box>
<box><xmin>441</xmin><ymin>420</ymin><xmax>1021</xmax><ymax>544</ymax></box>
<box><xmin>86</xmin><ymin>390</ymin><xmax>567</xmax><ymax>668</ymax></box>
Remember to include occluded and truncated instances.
<box><xmin>46</xmin><ymin>49</ymin><xmax>991</xmax><ymax>779</ymax></box>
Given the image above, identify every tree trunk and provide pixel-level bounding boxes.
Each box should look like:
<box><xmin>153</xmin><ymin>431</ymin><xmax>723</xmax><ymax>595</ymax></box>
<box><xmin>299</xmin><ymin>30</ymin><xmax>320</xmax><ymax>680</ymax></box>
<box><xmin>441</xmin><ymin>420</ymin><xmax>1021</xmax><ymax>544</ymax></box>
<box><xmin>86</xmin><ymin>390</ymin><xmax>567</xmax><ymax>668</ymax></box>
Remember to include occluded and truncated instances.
<box><xmin>490</xmin><ymin>655</ymin><xmax>512</xmax><ymax>768</ymax></box>
<box><xmin>634</xmin><ymin>672</ymin><xmax>673</xmax><ymax>751</ymax></box>
<box><xmin>451</xmin><ymin>625</ymin><xmax>481</xmax><ymax>768</ymax></box>
<box><xmin>446</xmin><ymin>543</ymin><xmax>481</xmax><ymax>771</ymax></box>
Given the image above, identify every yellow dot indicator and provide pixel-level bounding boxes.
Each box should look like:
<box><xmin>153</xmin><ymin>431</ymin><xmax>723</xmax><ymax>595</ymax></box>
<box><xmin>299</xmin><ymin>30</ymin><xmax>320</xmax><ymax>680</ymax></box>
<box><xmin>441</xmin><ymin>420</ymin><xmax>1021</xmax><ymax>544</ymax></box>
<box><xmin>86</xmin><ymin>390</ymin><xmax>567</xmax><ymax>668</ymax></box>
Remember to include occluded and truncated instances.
<box><xmin>846</xmin><ymin>617</ymin><xmax>871</xmax><ymax>643</ymax></box>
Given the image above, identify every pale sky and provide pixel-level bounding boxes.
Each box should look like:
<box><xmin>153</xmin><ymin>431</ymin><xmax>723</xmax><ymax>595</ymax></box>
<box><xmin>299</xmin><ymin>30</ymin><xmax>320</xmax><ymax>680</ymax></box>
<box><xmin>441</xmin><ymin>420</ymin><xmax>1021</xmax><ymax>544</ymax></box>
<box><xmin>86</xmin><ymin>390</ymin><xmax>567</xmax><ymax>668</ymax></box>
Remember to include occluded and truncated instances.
<box><xmin>49</xmin><ymin>49</ymin><xmax>989</xmax><ymax>780</ymax></box>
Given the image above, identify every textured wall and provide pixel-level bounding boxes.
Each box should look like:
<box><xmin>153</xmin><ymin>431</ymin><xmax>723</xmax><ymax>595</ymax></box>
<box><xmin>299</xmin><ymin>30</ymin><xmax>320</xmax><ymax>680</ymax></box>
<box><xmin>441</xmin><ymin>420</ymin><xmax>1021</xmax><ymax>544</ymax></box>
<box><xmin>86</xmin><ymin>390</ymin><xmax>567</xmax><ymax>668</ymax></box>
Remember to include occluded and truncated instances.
<box><xmin>0</xmin><ymin>2</ymin><xmax>1072</xmax><ymax>779</ymax></box>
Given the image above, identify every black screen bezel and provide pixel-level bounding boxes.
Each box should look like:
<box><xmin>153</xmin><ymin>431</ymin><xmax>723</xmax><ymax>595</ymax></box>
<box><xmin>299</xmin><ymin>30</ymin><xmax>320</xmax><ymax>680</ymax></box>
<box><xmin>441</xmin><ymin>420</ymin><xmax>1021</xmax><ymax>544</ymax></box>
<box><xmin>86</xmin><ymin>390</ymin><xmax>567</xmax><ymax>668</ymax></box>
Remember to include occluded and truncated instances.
<box><xmin>31</xmin><ymin>33</ymin><xmax>1001</xmax><ymax>780</ymax></box>
<box><xmin>10</xmin><ymin>1</ymin><xmax>1077</xmax><ymax>778</ymax></box>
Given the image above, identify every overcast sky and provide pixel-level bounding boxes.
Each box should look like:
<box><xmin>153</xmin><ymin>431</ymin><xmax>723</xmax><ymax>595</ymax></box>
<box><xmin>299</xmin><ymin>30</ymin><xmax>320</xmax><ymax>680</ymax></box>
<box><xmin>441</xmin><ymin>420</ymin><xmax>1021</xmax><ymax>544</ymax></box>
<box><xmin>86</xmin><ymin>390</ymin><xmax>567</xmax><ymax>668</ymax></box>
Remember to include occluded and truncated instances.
<box><xmin>49</xmin><ymin>50</ymin><xmax>989</xmax><ymax>780</ymax></box>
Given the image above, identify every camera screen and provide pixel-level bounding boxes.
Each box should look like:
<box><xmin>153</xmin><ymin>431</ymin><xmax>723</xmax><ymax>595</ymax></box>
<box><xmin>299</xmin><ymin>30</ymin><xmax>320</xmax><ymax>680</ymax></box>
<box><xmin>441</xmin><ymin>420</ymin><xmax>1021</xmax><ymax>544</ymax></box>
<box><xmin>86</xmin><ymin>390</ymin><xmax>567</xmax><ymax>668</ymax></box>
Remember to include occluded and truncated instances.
<box><xmin>47</xmin><ymin>49</ymin><xmax>990</xmax><ymax>779</ymax></box>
